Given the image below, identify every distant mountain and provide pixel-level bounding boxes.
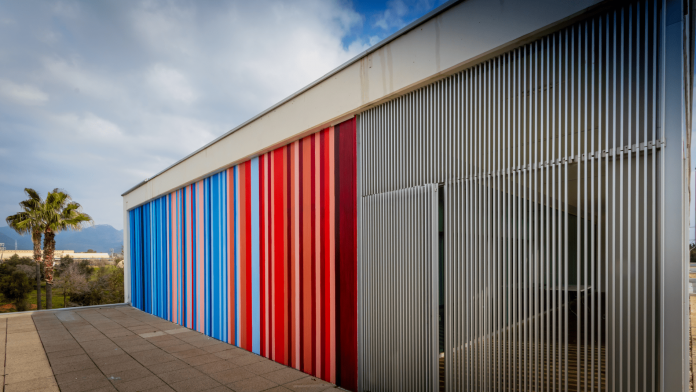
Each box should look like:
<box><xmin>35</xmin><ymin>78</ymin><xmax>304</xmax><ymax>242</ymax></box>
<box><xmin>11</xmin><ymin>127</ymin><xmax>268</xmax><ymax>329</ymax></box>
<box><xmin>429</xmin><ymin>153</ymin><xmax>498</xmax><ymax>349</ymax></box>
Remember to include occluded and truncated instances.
<box><xmin>0</xmin><ymin>225</ymin><xmax>123</xmax><ymax>253</ymax></box>
<box><xmin>0</xmin><ymin>227</ymin><xmax>33</xmax><ymax>250</ymax></box>
<box><xmin>54</xmin><ymin>225</ymin><xmax>123</xmax><ymax>253</ymax></box>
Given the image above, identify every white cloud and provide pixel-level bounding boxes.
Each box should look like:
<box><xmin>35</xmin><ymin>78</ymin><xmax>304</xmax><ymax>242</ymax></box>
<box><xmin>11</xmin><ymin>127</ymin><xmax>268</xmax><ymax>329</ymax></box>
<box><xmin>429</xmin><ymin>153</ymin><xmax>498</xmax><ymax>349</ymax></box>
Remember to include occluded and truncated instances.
<box><xmin>52</xmin><ymin>1</ymin><xmax>80</xmax><ymax>18</ymax></box>
<box><xmin>42</xmin><ymin>58</ymin><xmax>123</xmax><ymax>100</ymax></box>
<box><xmin>375</xmin><ymin>0</ymin><xmax>409</xmax><ymax>30</ymax></box>
<box><xmin>0</xmin><ymin>0</ymin><xmax>435</xmax><ymax>229</ymax></box>
<box><xmin>53</xmin><ymin>112</ymin><xmax>123</xmax><ymax>141</ymax></box>
<box><xmin>147</xmin><ymin>64</ymin><xmax>197</xmax><ymax>104</ymax></box>
<box><xmin>130</xmin><ymin>0</ymin><xmax>196</xmax><ymax>56</ymax></box>
<box><xmin>374</xmin><ymin>0</ymin><xmax>439</xmax><ymax>31</ymax></box>
<box><xmin>0</xmin><ymin>79</ymin><xmax>48</xmax><ymax>105</ymax></box>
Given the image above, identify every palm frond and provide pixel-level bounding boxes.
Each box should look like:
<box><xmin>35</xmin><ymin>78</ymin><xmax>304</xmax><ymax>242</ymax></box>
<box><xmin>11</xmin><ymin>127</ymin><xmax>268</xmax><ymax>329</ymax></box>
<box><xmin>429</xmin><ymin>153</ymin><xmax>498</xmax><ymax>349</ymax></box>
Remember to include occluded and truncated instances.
<box><xmin>24</xmin><ymin>188</ymin><xmax>42</xmax><ymax>202</ymax></box>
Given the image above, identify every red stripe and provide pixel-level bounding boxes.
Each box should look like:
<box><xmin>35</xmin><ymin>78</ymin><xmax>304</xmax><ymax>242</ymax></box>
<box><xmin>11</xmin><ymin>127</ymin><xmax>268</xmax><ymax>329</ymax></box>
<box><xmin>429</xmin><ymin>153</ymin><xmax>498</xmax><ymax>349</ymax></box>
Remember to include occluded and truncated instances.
<box><xmin>309</xmin><ymin>134</ymin><xmax>316</xmax><ymax>375</ymax></box>
<box><xmin>273</xmin><ymin>148</ymin><xmax>286</xmax><ymax>364</ymax></box>
<box><xmin>318</xmin><ymin>130</ymin><xmax>326</xmax><ymax>378</ymax></box>
<box><xmin>289</xmin><ymin>142</ymin><xmax>298</xmax><ymax>369</ymax></box>
<box><xmin>270</xmin><ymin>156</ymin><xmax>276</xmax><ymax>360</ymax></box>
<box><xmin>322</xmin><ymin>129</ymin><xmax>331</xmax><ymax>379</ymax></box>
<box><xmin>283</xmin><ymin>145</ymin><xmax>291</xmax><ymax>365</ymax></box>
<box><xmin>335</xmin><ymin>118</ymin><xmax>357</xmax><ymax>391</ymax></box>
<box><xmin>260</xmin><ymin>156</ymin><xmax>266</xmax><ymax>356</ymax></box>
<box><xmin>245</xmin><ymin>161</ymin><xmax>253</xmax><ymax>351</ymax></box>
<box><xmin>239</xmin><ymin>163</ymin><xmax>247</xmax><ymax>349</ymax></box>
<box><xmin>301</xmin><ymin>137</ymin><xmax>311</xmax><ymax>374</ymax></box>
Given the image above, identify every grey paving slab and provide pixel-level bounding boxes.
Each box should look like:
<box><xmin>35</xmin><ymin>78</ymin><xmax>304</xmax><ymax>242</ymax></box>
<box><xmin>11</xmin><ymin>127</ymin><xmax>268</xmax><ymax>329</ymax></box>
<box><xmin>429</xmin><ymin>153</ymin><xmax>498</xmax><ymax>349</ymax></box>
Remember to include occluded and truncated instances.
<box><xmin>261</xmin><ymin>368</ymin><xmax>309</xmax><ymax>385</ymax></box>
<box><xmin>241</xmin><ymin>360</ymin><xmax>287</xmax><ymax>376</ymax></box>
<box><xmin>194</xmin><ymin>359</ymin><xmax>238</xmax><ymax>375</ymax></box>
<box><xmin>146</xmin><ymin>359</ymin><xmax>191</xmax><ymax>375</ymax></box>
<box><xmin>181</xmin><ymin>352</ymin><xmax>224</xmax><ymax>367</ymax></box>
<box><xmin>227</xmin><ymin>375</ymin><xmax>278</xmax><ymax>392</ymax></box>
<box><xmin>282</xmin><ymin>376</ymin><xmax>335</xmax><ymax>392</ymax></box>
<box><xmin>158</xmin><ymin>367</ymin><xmax>206</xmax><ymax>384</ymax></box>
<box><xmin>169</xmin><ymin>375</ymin><xmax>222</xmax><ymax>392</ymax></box>
<box><xmin>209</xmin><ymin>367</ymin><xmax>257</xmax><ymax>384</ymax></box>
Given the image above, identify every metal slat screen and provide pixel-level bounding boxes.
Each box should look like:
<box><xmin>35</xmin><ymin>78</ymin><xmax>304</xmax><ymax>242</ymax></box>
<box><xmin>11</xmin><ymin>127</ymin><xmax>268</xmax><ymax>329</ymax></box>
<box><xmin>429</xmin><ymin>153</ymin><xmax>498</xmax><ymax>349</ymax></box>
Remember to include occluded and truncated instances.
<box><xmin>358</xmin><ymin>1</ymin><xmax>662</xmax><ymax>391</ymax></box>
<box><xmin>360</xmin><ymin>185</ymin><xmax>439</xmax><ymax>392</ymax></box>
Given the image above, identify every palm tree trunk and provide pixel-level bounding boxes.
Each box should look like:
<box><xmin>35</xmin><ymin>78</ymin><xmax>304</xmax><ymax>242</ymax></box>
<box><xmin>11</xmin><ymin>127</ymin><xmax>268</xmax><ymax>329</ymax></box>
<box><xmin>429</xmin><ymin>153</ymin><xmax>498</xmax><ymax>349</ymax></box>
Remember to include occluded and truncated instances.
<box><xmin>46</xmin><ymin>284</ymin><xmax>52</xmax><ymax>310</ymax></box>
<box><xmin>43</xmin><ymin>229</ymin><xmax>56</xmax><ymax>309</ymax></box>
<box><xmin>36</xmin><ymin>263</ymin><xmax>41</xmax><ymax>310</ymax></box>
<box><xmin>32</xmin><ymin>230</ymin><xmax>42</xmax><ymax>310</ymax></box>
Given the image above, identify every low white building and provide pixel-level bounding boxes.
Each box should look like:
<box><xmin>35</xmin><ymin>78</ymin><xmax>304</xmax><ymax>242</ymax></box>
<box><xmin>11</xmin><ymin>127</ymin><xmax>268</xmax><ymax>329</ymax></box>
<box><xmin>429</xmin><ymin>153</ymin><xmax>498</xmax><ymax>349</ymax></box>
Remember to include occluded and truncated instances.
<box><xmin>0</xmin><ymin>249</ymin><xmax>111</xmax><ymax>262</ymax></box>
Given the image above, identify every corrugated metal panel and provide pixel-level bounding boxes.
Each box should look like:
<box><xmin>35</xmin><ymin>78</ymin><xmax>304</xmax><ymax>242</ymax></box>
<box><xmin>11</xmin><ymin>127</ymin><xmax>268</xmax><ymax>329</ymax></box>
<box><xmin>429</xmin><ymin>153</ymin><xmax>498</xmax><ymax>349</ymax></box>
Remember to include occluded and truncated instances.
<box><xmin>359</xmin><ymin>185</ymin><xmax>439</xmax><ymax>392</ymax></box>
<box><xmin>358</xmin><ymin>1</ymin><xmax>663</xmax><ymax>390</ymax></box>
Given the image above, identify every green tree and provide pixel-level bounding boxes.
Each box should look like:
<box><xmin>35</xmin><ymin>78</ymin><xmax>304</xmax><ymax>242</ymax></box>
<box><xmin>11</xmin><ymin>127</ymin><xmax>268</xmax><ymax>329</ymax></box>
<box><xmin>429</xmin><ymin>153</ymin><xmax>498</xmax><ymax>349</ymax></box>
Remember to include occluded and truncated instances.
<box><xmin>41</xmin><ymin>189</ymin><xmax>92</xmax><ymax>309</ymax></box>
<box><xmin>0</xmin><ymin>269</ymin><xmax>34</xmax><ymax>311</ymax></box>
<box><xmin>54</xmin><ymin>263</ymin><xmax>87</xmax><ymax>307</ymax></box>
<box><xmin>5</xmin><ymin>188</ymin><xmax>46</xmax><ymax>310</ymax></box>
<box><xmin>99</xmin><ymin>266</ymin><xmax>124</xmax><ymax>304</ymax></box>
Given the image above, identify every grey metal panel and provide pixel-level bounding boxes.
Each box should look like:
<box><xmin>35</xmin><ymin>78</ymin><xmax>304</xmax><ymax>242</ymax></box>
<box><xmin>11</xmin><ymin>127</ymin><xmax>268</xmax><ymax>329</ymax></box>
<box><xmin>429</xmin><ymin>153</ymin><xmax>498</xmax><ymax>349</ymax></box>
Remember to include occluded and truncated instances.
<box><xmin>358</xmin><ymin>185</ymin><xmax>438</xmax><ymax>391</ymax></box>
<box><xmin>357</xmin><ymin>0</ymin><xmax>674</xmax><ymax>390</ymax></box>
<box><xmin>661</xmin><ymin>0</ymin><xmax>687</xmax><ymax>390</ymax></box>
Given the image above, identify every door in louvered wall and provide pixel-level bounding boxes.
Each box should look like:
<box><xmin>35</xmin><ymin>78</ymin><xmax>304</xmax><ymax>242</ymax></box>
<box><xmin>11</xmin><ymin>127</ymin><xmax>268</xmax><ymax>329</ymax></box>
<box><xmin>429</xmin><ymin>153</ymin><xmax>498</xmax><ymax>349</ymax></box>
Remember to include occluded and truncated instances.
<box><xmin>359</xmin><ymin>185</ymin><xmax>439</xmax><ymax>392</ymax></box>
<box><xmin>358</xmin><ymin>0</ymin><xmax>663</xmax><ymax>390</ymax></box>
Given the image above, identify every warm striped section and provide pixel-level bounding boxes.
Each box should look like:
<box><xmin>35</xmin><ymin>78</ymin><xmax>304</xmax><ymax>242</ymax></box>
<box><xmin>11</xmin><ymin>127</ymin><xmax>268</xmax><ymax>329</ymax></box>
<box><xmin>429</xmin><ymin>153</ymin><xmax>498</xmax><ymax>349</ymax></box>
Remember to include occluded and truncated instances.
<box><xmin>129</xmin><ymin>118</ymin><xmax>357</xmax><ymax>390</ymax></box>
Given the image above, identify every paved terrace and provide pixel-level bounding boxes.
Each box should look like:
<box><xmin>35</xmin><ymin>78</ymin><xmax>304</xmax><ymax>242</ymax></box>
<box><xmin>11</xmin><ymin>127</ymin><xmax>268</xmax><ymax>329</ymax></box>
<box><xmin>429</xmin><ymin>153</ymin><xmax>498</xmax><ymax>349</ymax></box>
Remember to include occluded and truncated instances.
<box><xmin>0</xmin><ymin>305</ymin><xmax>340</xmax><ymax>392</ymax></box>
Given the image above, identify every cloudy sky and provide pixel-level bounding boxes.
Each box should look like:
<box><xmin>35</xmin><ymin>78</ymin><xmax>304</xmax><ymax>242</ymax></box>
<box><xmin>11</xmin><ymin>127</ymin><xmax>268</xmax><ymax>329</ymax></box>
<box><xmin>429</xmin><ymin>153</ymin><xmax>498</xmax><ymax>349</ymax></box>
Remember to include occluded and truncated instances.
<box><xmin>0</xmin><ymin>0</ymin><xmax>445</xmax><ymax>230</ymax></box>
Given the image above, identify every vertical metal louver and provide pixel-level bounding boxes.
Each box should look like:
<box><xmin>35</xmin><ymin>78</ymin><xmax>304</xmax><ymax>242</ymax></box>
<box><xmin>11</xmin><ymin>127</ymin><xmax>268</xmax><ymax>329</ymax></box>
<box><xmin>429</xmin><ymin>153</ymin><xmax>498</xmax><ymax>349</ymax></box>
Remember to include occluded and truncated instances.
<box><xmin>358</xmin><ymin>1</ymin><xmax>664</xmax><ymax>391</ymax></box>
<box><xmin>360</xmin><ymin>185</ymin><xmax>439</xmax><ymax>392</ymax></box>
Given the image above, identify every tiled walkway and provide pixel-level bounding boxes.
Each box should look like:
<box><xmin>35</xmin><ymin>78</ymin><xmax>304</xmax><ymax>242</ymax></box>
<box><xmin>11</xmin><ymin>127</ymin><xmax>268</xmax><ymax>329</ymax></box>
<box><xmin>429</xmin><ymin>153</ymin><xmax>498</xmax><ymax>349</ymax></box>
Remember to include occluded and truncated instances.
<box><xmin>1</xmin><ymin>305</ymin><xmax>339</xmax><ymax>392</ymax></box>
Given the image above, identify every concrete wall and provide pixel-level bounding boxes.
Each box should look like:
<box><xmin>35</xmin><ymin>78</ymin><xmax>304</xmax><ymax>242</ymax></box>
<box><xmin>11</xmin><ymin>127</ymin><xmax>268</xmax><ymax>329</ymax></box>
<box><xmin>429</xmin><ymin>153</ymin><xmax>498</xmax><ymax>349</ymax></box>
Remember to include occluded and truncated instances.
<box><xmin>123</xmin><ymin>0</ymin><xmax>604</xmax><ymax>303</ymax></box>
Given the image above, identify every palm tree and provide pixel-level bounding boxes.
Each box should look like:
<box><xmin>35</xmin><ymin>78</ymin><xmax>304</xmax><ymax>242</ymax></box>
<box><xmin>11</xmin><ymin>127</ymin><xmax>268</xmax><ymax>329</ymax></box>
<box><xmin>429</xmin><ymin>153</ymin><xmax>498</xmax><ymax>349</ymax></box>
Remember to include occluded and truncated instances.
<box><xmin>41</xmin><ymin>189</ymin><xmax>92</xmax><ymax>309</ymax></box>
<box><xmin>5</xmin><ymin>188</ymin><xmax>45</xmax><ymax>310</ymax></box>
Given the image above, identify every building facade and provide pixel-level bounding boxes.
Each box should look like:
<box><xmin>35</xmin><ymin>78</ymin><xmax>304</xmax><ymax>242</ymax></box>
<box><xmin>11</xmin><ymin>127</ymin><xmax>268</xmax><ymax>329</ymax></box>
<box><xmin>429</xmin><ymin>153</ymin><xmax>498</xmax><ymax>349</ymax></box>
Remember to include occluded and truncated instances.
<box><xmin>123</xmin><ymin>0</ymin><xmax>693</xmax><ymax>390</ymax></box>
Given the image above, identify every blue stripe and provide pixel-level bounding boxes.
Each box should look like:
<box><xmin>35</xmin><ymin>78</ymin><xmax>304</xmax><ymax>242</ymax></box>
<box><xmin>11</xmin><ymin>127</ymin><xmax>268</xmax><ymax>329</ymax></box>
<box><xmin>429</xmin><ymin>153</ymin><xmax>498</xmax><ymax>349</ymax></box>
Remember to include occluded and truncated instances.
<box><xmin>192</xmin><ymin>184</ymin><xmax>197</xmax><ymax>331</ymax></box>
<box><xmin>250</xmin><ymin>158</ymin><xmax>261</xmax><ymax>354</ymax></box>
<box><xmin>223</xmin><ymin>170</ymin><xmax>228</xmax><ymax>343</ymax></box>
<box><xmin>212</xmin><ymin>173</ymin><xmax>220</xmax><ymax>340</ymax></box>
<box><xmin>234</xmin><ymin>166</ymin><xmax>240</xmax><ymax>345</ymax></box>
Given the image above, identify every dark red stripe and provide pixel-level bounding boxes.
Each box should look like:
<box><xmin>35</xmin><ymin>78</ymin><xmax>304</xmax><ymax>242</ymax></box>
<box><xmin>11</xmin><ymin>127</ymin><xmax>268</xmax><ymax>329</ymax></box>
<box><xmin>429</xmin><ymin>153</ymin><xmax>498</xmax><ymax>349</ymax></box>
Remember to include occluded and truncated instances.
<box><xmin>310</xmin><ymin>134</ymin><xmax>316</xmax><ymax>375</ymax></box>
<box><xmin>284</xmin><ymin>145</ymin><xmax>292</xmax><ymax>365</ymax></box>
<box><xmin>335</xmin><ymin>118</ymin><xmax>357</xmax><ymax>391</ymax></box>
<box><xmin>319</xmin><ymin>129</ymin><xmax>328</xmax><ymax>378</ymax></box>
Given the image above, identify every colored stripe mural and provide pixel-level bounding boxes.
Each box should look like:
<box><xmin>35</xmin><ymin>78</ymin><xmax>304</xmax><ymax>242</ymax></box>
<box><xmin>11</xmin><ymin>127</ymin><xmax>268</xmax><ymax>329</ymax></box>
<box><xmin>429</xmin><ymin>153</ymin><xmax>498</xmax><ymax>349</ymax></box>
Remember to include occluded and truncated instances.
<box><xmin>129</xmin><ymin>118</ymin><xmax>357</xmax><ymax>391</ymax></box>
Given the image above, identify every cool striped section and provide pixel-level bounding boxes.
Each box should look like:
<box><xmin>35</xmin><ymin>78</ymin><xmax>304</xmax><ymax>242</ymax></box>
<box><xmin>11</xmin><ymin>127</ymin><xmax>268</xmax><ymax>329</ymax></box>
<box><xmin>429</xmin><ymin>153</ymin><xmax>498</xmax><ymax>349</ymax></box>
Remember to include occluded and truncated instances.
<box><xmin>129</xmin><ymin>119</ymin><xmax>357</xmax><ymax>390</ymax></box>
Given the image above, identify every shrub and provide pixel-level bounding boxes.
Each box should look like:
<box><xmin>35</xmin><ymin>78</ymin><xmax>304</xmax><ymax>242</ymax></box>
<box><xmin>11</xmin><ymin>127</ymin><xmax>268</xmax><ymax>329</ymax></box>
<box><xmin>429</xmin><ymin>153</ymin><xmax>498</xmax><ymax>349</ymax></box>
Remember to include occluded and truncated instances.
<box><xmin>0</xmin><ymin>270</ymin><xmax>33</xmax><ymax>311</ymax></box>
<box><xmin>55</xmin><ymin>256</ymin><xmax>91</xmax><ymax>278</ymax></box>
<box><xmin>4</xmin><ymin>254</ymin><xmax>44</xmax><ymax>280</ymax></box>
<box><xmin>54</xmin><ymin>263</ymin><xmax>88</xmax><ymax>307</ymax></box>
<box><xmin>15</xmin><ymin>264</ymin><xmax>36</xmax><ymax>281</ymax></box>
<box><xmin>101</xmin><ymin>266</ymin><xmax>124</xmax><ymax>304</ymax></box>
<box><xmin>67</xmin><ymin>266</ymin><xmax>124</xmax><ymax>306</ymax></box>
